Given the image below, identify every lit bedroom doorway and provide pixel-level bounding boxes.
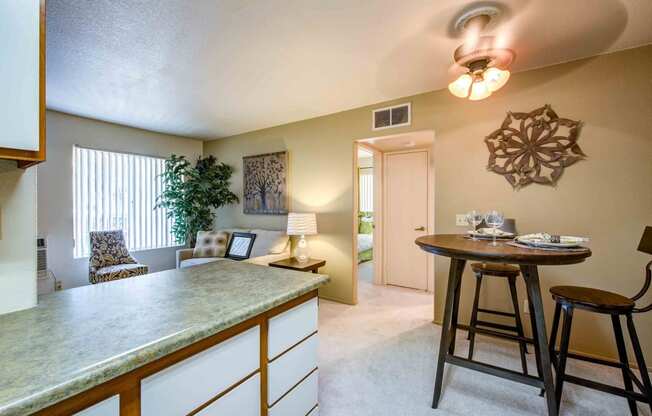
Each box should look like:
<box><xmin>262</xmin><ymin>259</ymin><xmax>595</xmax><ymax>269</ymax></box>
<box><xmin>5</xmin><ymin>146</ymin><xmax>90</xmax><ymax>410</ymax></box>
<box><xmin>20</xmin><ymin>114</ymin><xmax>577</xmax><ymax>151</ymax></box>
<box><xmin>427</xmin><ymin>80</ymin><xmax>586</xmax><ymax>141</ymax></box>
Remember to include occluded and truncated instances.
<box><xmin>353</xmin><ymin>131</ymin><xmax>435</xmax><ymax>299</ymax></box>
<box><xmin>356</xmin><ymin>146</ymin><xmax>376</xmax><ymax>284</ymax></box>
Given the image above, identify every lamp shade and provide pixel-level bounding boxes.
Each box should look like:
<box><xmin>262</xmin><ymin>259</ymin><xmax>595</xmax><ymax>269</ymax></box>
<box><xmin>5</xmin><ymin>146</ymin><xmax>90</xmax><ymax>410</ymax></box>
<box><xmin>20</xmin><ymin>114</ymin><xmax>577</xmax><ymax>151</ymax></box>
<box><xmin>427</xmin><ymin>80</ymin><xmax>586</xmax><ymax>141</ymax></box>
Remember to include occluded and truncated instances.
<box><xmin>468</xmin><ymin>79</ymin><xmax>491</xmax><ymax>101</ymax></box>
<box><xmin>448</xmin><ymin>73</ymin><xmax>472</xmax><ymax>98</ymax></box>
<box><xmin>287</xmin><ymin>212</ymin><xmax>317</xmax><ymax>236</ymax></box>
<box><xmin>484</xmin><ymin>67</ymin><xmax>510</xmax><ymax>92</ymax></box>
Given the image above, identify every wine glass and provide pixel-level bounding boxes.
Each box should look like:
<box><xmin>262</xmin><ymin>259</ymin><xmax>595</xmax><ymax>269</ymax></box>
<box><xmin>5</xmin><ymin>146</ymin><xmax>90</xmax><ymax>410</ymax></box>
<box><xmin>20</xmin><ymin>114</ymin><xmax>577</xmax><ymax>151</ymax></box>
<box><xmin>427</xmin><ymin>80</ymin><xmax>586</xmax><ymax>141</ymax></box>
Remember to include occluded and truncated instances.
<box><xmin>466</xmin><ymin>210</ymin><xmax>483</xmax><ymax>240</ymax></box>
<box><xmin>485</xmin><ymin>210</ymin><xmax>505</xmax><ymax>246</ymax></box>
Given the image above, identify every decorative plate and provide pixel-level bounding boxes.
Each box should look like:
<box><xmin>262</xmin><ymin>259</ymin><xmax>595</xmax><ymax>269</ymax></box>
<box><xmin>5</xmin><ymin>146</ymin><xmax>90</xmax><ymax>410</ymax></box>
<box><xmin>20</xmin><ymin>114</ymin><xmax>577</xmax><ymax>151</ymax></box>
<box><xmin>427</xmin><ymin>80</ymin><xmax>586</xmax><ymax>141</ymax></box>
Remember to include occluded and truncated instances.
<box><xmin>516</xmin><ymin>233</ymin><xmax>588</xmax><ymax>248</ymax></box>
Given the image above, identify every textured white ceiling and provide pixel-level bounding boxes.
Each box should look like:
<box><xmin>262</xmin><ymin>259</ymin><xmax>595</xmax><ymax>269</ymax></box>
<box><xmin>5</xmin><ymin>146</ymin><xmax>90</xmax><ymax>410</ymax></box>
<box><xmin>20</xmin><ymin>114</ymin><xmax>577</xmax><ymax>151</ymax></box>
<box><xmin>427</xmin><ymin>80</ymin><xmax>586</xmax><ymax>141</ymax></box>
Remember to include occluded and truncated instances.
<box><xmin>46</xmin><ymin>0</ymin><xmax>652</xmax><ymax>139</ymax></box>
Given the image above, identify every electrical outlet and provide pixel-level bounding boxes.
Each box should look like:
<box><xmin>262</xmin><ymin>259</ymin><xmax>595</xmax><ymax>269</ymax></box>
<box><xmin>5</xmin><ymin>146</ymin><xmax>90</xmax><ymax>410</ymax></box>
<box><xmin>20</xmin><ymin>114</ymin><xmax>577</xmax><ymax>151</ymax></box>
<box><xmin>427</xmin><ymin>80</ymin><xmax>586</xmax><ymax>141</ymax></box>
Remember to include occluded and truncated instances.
<box><xmin>456</xmin><ymin>214</ymin><xmax>469</xmax><ymax>226</ymax></box>
<box><xmin>524</xmin><ymin>299</ymin><xmax>529</xmax><ymax>314</ymax></box>
<box><xmin>55</xmin><ymin>281</ymin><xmax>62</xmax><ymax>291</ymax></box>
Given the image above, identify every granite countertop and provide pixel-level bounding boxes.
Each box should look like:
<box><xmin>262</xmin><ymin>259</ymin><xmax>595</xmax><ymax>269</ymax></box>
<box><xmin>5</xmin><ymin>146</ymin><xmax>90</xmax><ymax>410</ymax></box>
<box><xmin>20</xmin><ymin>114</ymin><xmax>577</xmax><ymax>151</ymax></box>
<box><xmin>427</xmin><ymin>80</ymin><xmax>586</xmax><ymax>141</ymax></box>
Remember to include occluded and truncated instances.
<box><xmin>0</xmin><ymin>260</ymin><xmax>329</xmax><ymax>416</ymax></box>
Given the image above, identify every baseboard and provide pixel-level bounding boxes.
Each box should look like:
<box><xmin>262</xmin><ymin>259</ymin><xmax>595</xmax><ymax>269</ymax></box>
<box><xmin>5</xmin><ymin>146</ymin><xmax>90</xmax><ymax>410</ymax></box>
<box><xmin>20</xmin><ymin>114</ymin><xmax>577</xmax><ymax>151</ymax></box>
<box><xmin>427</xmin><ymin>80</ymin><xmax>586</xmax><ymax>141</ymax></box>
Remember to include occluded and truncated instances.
<box><xmin>318</xmin><ymin>294</ymin><xmax>357</xmax><ymax>306</ymax></box>
<box><xmin>430</xmin><ymin>321</ymin><xmax>652</xmax><ymax>373</ymax></box>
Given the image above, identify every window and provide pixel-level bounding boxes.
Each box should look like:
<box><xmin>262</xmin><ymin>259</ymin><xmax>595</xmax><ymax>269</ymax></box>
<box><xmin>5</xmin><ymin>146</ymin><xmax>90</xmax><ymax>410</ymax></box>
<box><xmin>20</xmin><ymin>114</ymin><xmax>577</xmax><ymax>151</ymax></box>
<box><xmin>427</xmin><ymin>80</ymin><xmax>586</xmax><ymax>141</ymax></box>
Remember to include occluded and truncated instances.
<box><xmin>359</xmin><ymin>167</ymin><xmax>373</xmax><ymax>212</ymax></box>
<box><xmin>73</xmin><ymin>146</ymin><xmax>177</xmax><ymax>258</ymax></box>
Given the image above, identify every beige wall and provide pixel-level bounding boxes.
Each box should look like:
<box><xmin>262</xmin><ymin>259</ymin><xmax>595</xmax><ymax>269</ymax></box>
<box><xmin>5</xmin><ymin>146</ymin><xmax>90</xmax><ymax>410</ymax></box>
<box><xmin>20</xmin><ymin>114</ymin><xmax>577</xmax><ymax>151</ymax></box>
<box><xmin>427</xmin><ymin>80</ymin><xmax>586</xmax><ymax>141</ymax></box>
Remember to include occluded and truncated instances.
<box><xmin>0</xmin><ymin>161</ymin><xmax>37</xmax><ymax>314</ymax></box>
<box><xmin>204</xmin><ymin>45</ymin><xmax>652</xmax><ymax>362</ymax></box>
<box><xmin>38</xmin><ymin>111</ymin><xmax>203</xmax><ymax>290</ymax></box>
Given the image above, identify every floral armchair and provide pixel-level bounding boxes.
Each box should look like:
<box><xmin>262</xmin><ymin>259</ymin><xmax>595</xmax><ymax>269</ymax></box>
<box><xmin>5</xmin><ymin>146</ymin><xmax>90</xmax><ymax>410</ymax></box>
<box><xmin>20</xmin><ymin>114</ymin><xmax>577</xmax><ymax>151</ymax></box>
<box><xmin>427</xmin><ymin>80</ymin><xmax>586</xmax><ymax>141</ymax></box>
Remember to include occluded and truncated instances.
<box><xmin>88</xmin><ymin>230</ymin><xmax>148</xmax><ymax>284</ymax></box>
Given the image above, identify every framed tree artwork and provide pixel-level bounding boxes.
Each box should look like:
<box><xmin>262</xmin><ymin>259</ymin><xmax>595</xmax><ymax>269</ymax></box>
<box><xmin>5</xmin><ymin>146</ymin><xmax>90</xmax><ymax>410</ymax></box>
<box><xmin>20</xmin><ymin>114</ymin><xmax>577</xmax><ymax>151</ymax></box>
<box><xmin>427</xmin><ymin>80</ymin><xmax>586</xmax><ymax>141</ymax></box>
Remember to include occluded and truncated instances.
<box><xmin>243</xmin><ymin>151</ymin><xmax>288</xmax><ymax>215</ymax></box>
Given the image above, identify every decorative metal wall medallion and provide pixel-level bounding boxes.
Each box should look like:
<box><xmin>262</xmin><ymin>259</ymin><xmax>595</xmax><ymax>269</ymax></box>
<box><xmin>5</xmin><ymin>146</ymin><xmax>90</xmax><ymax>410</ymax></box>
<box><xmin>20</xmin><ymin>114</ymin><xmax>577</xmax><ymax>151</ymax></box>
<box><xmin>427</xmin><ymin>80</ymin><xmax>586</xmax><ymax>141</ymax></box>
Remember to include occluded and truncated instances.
<box><xmin>485</xmin><ymin>105</ymin><xmax>585</xmax><ymax>189</ymax></box>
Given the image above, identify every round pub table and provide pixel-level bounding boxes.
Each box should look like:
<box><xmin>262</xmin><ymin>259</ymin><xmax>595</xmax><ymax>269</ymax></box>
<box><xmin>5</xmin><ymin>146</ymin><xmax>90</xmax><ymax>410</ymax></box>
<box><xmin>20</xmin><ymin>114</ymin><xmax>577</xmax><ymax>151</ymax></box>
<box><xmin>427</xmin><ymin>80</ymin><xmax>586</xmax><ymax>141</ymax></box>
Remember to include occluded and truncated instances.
<box><xmin>415</xmin><ymin>234</ymin><xmax>591</xmax><ymax>416</ymax></box>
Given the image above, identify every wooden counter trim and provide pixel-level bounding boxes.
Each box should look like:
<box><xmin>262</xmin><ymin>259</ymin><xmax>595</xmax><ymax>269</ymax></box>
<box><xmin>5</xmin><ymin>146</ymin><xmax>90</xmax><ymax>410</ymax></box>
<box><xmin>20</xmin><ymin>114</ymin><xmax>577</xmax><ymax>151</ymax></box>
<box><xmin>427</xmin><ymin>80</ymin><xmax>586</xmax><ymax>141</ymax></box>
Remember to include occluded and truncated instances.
<box><xmin>0</xmin><ymin>0</ymin><xmax>46</xmax><ymax>167</ymax></box>
<box><xmin>186</xmin><ymin>370</ymin><xmax>260</xmax><ymax>416</ymax></box>
<box><xmin>306</xmin><ymin>403</ymin><xmax>318</xmax><ymax>416</ymax></box>
<box><xmin>268</xmin><ymin>367</ymin><xmax>318</xmax><ymax>409</ymax></box>
<box><xmin>260</xmin><ymin>319</ymin><xmax>269</xmax><ymax>416</ymax></box>
<box><xmin>268</xmin><ymin>331</ymin><xmax>318</xmax><ymax>364</ymax></box>
<box><xmin>33</xmin><ymin>289</ymin><xmax>319</xmax><ymax>416</ymax></box>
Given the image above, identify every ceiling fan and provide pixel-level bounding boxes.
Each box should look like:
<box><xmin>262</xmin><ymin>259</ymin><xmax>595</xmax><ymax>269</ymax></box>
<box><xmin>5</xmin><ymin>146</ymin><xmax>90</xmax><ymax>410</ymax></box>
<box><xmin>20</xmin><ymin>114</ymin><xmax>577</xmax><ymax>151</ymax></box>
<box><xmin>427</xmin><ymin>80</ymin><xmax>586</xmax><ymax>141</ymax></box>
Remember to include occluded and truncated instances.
<box><xmin>447</xmin><ymin>6</ymin><xmax>515</xmax><ymax>101</ymax></box>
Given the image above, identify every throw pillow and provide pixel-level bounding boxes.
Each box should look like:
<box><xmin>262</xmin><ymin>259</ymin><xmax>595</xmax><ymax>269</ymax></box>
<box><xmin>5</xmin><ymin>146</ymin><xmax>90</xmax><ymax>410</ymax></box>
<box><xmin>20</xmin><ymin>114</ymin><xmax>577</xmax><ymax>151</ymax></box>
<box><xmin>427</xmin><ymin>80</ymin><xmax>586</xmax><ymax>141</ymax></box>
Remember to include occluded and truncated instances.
<box><xmin>193</xmin><ymin>231</ymin><xmax>229</xmax><ymax>258</ymax></box>
<box><xmin>249</xmin><ymin>229</ymin><xmax>289</xmax><ymax>257</ymax></box>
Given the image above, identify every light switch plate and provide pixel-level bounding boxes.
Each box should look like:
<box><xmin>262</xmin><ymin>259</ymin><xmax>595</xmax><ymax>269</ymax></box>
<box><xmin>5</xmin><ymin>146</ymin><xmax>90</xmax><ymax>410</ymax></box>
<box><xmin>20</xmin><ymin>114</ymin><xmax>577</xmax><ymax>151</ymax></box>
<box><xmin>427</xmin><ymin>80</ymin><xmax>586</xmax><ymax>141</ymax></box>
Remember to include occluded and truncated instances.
<box><xmin>456</xmin><ymin>214</ymin><xmax>468</xmax><ymax>226</ymax></box>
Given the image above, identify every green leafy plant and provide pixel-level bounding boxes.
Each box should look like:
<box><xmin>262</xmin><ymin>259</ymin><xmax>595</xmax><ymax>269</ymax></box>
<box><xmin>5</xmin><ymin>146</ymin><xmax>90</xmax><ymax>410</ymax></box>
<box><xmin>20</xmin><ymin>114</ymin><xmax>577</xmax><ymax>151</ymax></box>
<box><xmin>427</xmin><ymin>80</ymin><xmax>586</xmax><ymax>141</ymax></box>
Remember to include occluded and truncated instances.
<box><xmin>156</xmin><ymin>155</ymin><xmax>238</xmax><ymax>247</ymax></box>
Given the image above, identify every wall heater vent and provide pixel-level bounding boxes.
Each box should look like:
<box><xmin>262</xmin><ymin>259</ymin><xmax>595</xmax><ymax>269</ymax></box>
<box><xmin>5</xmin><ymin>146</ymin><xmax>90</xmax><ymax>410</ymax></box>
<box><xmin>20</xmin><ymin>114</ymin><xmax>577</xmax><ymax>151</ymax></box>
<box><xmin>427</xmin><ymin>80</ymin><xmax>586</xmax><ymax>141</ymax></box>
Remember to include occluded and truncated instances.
<box><xmin>372</xmin><ymin>102</ymin><xmax>411</xmax><ymax>131</ymax></box>
<box><xmin>37</xmin><ymin>236</ymin><xmax>47</xmax><ymax>278</ymax></box>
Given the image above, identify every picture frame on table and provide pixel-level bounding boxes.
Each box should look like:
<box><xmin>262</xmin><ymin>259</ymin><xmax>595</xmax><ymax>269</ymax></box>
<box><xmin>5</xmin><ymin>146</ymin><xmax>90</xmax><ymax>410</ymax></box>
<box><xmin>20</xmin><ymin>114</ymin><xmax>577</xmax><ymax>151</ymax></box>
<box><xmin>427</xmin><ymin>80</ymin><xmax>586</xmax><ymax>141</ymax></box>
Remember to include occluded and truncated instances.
<box><xmin>225</xmin><ymin>232</ymin><xmax>257</xmax><ymax>260</ymax></box>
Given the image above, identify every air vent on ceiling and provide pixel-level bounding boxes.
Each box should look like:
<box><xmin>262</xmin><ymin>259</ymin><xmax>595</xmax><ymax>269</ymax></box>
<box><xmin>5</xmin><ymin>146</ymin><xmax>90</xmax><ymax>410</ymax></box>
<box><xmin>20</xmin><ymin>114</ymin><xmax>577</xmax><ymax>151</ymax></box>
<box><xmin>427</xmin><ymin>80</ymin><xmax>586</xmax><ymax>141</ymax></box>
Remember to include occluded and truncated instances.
<box><xmin>372</xmin><ymin>102</ymin><xmax>411</xmax><ymax>131</ymax></box>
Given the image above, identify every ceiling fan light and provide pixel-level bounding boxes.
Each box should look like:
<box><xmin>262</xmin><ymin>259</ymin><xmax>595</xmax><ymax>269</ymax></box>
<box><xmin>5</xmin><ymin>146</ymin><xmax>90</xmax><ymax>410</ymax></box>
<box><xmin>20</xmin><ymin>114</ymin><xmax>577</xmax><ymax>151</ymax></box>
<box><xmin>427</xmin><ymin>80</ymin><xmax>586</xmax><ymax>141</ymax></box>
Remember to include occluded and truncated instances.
<box><xmin>484</xmin><ymin>67</ymin><xmax>510</xmax><ymax>92</ymax></box>
<box><xmin>448</xmin><ymin>74</ymin><xmax>473</xmax><ymax>98</ymax></box>
<box><xmin>468</xmin><ymin>79</ymin><xmax>491</xmax><ymax>101</ymax></box>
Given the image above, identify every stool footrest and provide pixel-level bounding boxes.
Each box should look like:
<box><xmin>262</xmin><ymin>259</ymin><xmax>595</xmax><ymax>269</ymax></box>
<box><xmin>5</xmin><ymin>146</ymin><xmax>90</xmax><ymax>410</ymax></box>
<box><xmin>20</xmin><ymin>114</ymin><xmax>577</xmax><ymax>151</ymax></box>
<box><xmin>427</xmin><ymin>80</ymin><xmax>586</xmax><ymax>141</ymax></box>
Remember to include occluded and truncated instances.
<box><xmin>458</xmin><ymin>324</ymin><xmax>533</xmax><ymax>344</ymax></box>
<box><xmin>475</xmin><ymin>320</ymin><xmax>520</xmax><ymax>333</ymax></box>
<box><xmin>563</xmin><ymin>374</ymin><xmax>649</xmax><ymax>403</ymax></box>
<box><xmin>446</xmin><ymin>354</ymin><xmax>542</xmax><ymax>388</ymax></box>
<box><xmin>554</xmin><ymin>350</ymin><xmax>625</xmax><ymax>370</ymax></box>
<box><xmin>554</xmin><ymin>350</ymin><xmax>649</xmax><ymax>395</ymax></box>
<box><xmin>477</xmin><ymin>308</ymin><xmax>516</xmax><ymax>318</ymax></box>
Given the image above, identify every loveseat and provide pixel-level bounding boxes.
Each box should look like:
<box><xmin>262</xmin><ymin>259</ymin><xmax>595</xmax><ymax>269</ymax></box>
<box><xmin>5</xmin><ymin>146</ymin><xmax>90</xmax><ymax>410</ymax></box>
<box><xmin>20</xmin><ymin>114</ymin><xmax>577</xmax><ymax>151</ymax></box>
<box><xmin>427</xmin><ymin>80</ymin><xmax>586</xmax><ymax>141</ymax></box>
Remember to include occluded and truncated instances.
<box><xmin>176</xmin><ymin>228</ymin><xmax>290</xmax><ymax>269</ymax></box>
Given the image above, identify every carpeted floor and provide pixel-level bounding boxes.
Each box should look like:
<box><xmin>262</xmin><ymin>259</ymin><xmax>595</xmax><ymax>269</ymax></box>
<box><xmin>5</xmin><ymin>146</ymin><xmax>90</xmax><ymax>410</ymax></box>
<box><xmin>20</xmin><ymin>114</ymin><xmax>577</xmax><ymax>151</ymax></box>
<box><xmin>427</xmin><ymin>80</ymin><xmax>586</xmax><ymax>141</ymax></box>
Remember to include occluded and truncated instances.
<box><xmin>318</xmin><ymin>276</ymin><xmax>651</xmax><ymax>416</ymax></box>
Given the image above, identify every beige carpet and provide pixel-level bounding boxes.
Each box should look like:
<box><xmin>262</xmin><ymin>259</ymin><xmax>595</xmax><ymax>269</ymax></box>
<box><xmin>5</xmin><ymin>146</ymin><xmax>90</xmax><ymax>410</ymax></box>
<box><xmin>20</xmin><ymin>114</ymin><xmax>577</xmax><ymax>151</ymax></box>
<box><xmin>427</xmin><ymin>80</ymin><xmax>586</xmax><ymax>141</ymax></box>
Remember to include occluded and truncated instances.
<box><xmin>318</xmin><ymin>276</ymin><xmax>651</xmax><ymax>416</ymax></box>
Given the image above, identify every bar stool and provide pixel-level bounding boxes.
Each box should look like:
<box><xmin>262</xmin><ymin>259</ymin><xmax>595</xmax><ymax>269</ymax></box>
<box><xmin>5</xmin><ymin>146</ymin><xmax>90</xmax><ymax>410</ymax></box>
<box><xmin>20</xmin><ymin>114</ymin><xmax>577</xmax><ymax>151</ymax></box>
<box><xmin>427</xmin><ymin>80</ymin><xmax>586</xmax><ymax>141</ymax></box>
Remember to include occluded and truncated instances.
<box><xmin>466</xmin><ymin>219</ymin><xmax>530</xmax><ymax>375</ymax></box>
<box><xmin>549</xmin><ymin>226</ymin><xmax>652</xmax><ymax>415</ymax></box>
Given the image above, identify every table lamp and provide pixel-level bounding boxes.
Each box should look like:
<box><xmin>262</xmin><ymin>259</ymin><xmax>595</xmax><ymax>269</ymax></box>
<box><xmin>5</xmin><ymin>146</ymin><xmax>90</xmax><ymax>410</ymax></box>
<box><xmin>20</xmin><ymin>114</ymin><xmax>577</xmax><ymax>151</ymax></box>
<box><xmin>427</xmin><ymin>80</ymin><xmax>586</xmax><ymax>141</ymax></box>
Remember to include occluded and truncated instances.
<box><xmin>287</xmin><ymin>212</ymin><xmax>317</xmax><ymax>263</ymax></box>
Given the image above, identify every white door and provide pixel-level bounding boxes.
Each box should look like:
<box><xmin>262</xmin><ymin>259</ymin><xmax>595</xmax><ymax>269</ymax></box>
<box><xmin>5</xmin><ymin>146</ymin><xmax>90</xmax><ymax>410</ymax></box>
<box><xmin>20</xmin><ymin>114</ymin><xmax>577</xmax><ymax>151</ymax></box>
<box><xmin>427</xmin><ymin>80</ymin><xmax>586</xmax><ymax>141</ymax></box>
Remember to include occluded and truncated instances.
<box><xmin>385</xmin><ymin>151</ymin><xmax>429</xmax><ymax>290</ymax></box>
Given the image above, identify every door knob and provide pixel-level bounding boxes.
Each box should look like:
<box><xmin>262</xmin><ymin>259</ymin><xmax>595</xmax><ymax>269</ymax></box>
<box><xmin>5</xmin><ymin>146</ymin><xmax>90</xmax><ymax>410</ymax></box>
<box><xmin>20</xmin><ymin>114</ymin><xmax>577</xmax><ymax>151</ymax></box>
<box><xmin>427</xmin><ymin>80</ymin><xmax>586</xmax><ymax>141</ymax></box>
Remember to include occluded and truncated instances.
<box><xmin>414</xmin><ymin>226</ymin><xmax>425</xmax><ymax>231</ymax></box>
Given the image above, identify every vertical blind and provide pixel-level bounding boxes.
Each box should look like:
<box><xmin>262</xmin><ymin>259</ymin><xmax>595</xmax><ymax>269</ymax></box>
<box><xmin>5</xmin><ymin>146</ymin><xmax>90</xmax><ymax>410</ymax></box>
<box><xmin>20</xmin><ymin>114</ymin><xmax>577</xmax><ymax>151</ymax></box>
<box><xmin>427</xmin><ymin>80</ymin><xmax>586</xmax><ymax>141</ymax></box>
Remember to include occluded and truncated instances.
<box><xmin>73</xmin><ymin>146</ymin><xmax>176</xmax><ymax>258</ymax></box>
<box><xmin>359</xmin><ymin>167</ymin><xmax>374</xmax><ymax>212</ymax></box>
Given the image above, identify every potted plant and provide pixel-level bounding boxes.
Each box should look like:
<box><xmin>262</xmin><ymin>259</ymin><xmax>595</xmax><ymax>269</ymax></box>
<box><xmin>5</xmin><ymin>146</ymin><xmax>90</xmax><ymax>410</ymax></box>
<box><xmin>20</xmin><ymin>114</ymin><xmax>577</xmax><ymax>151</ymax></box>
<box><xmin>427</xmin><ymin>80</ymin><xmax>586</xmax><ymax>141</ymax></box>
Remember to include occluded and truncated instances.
<box><xmin>156</xmin><ymin>155</ymin><xmax>238</xmax><ymax>247</ymax></box>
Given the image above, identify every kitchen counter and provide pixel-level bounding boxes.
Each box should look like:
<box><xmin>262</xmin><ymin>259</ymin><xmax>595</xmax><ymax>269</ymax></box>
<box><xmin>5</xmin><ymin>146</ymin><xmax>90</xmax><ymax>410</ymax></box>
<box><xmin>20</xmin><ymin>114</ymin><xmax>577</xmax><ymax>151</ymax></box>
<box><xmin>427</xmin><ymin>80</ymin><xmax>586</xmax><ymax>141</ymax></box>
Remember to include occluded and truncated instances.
<box><xmin>0</xmin><ymin>260</ymin><xmax>329</xmax><ymax>415</ymax></box>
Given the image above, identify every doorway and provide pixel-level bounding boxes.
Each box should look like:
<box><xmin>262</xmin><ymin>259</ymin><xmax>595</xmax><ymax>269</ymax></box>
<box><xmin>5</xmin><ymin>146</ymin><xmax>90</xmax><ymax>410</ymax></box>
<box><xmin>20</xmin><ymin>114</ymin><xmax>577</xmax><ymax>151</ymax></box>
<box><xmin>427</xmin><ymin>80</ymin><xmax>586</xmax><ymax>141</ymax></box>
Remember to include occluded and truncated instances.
<box><xmin>356</xmin><ymin>146</ymin><xmax>375</xmax><ymax>284</ymax></box>
<box><xmin>353</xmin><ymin>131</ymin><xmax>435</xmax><ymax>297</ymax></box>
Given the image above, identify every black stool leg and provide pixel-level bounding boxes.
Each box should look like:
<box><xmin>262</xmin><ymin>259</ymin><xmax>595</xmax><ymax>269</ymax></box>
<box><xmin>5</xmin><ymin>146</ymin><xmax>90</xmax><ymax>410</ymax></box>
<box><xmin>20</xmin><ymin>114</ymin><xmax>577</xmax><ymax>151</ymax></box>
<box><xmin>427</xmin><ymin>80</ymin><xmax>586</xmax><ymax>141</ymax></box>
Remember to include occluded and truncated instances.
<box><xmin>612</xmin><ymin>314</ymin><xmax>638</xmax><ymax>416</ymax></box>
<box><xmin>467</xmin><ymin>272</ymin><xmax>483</xmax><ymax>360</ymax></box>
<box><xmin>508</xmin><ymin>276</ymin><xmax>528</xmax><ymax>375</ymax></box>
<box><xmin>555</xmin><ymin>305</ymin><xmax>574</xmax><ymax>411</ymax></box>
<box><xmin>549</xmin><ymin>303</ymin><xmax>562</xmax><ymax>370</ymax></box>
<box><xmin>626</xmin><ymin>314</ymin><xmax>652</xmax><ymax>414</ymax></box>
<box><xmin>528</xmin><ymin>292</ymin><xmax>545</xmax><ymax>396</ymax></box>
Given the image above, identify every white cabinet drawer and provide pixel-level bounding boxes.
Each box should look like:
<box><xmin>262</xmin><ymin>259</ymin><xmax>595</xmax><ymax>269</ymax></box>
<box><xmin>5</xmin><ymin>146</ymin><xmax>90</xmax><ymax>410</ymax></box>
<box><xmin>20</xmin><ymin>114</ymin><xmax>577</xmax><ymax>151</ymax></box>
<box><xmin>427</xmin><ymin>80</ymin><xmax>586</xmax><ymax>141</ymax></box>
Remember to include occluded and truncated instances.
<box><xmin>268</xmin><ymin>298</ymin><xmax>318</xmax><ymax>359</ymax></box>
<box><xmin>268</xmin><ymin>370</ymin><xmax>318</xmax><ymax>416</ymax></box>
<box><xmin>196</xmin><ymin>373</ymin><xmax>260</xmax><ymax>416</ymax></box>
<box><xmin>74</xmin><ymin>395</ymin><xmax>119</xmax><ymax>416</ymax></box>
<box><xmin>141</xmin><ymin>326</ymin><xmax>260</xmax><ymax>416</ymax></box>
<box><xmin>268</xmin><ymin>334</ymin><xmax>318</xmax><ymax>405</ymax></box>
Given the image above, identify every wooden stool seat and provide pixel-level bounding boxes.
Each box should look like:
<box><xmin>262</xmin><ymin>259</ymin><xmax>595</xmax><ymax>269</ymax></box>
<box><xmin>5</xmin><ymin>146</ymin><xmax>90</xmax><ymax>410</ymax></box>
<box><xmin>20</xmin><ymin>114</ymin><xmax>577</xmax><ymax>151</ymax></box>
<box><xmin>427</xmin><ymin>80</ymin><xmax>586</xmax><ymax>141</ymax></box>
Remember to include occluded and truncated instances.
<box><xmin>471</xmin><ymin>262</ymin><xmax>520</xmax><ymax>277</ymax></box>
<box><xmin>548</xmin><ymin>226</ymin><xmax>652</xmax><ymax>415</ymax></box>
<box><xmin>550</xmin><ymin>285</ymin><xmax>635</xmax><ymax>313</ymax></box>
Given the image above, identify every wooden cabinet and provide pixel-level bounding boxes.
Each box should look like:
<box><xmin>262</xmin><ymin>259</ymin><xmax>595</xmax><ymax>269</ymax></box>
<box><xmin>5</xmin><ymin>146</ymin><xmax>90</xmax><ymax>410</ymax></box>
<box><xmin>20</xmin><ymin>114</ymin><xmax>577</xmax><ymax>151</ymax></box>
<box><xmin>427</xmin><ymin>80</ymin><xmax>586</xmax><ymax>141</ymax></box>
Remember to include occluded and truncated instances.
<box><xmin>195</xmin><ymin>374</ymin><xmax>261</xmax><ymax>416</ymax></box>
<box><xmin>268</xmin><ymin>370</ymin><xmax>318</xmax><ymax>416</ymax></box>
<box><xmin>267</xmin><ymin>298</ymin><xmax>319</xmax><ymax>415</ymax></box>
<box><xmin>268</xmin><ymin>297</ymin><xmax>318</xmax><ymax>359</ymax></box>
<box><xmin>0</xmin><ymin>0</ymin><xmax>46</xmax><ymax>167</ymax></box>
<box><xmin>140</xmin><ymin>326</ymin><xmax>260</xmax><ymax>416</ymax></box>
<box><xmin>34</xmin><ymin>291</ymin><xmax>320</xmax><ymax>416</ymax></box>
